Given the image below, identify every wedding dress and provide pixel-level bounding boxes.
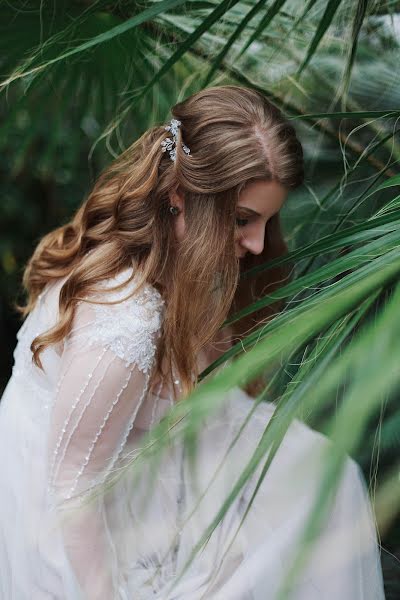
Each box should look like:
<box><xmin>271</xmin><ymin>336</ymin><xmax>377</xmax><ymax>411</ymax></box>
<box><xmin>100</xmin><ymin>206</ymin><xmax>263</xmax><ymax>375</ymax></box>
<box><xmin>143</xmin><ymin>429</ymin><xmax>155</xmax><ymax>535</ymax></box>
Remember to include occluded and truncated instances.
<box><xmin>0</xmin><ymin>265</ymin><xmax>386</xmax><ymax>599</ymax></box>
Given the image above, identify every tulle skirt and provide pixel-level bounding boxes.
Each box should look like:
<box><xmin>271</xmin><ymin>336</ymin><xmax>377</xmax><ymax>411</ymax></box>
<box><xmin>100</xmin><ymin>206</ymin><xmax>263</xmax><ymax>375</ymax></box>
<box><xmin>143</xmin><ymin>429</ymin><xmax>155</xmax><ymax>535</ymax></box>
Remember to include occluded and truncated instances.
<box><xmin>0</xmin><ymin>376</ymin><xmax>386</xmax><ymax>599</ymax></box>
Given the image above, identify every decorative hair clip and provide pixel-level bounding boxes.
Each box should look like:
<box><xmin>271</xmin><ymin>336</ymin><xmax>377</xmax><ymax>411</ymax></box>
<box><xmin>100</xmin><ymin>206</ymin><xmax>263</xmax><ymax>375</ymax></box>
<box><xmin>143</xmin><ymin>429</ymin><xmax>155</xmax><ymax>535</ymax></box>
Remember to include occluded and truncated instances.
<box><xmin>161</xmin><ymin>118</ymin><xmax>191</xmax><ymax>162</ymax></box>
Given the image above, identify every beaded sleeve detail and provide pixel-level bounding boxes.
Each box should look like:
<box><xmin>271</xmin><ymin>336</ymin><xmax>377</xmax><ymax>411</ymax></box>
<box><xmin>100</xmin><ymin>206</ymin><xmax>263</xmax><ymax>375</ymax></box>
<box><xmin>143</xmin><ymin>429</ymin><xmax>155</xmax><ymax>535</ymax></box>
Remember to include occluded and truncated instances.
<box><xmin>47</xmin><ymin>268</ymin><xmax>166</xmax><ymax>506</ymax></box>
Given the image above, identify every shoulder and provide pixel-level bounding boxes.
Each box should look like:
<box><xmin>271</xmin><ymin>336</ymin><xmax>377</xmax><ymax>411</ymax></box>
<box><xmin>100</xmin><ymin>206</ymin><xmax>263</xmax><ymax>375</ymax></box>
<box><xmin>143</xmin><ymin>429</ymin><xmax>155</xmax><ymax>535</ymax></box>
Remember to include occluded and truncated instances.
<box><xmin>67</xmin><ymin>266</ymin><xmax>165</xmax><ymax>372</ymax></box>
<box><xmin>88</xmin><ymin>266</ymin><xmax>165</xmax><ymax>327</ymax></box>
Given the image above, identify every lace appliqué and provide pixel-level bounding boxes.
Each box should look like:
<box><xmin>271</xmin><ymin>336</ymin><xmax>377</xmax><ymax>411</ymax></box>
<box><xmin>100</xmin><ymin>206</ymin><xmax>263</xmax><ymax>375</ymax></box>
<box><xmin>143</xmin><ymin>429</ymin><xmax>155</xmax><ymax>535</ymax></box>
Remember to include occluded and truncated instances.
<box><xmin>71</xmin><ymin>270</ymin><xmax>165</xmax><ymax>373</ymax></box>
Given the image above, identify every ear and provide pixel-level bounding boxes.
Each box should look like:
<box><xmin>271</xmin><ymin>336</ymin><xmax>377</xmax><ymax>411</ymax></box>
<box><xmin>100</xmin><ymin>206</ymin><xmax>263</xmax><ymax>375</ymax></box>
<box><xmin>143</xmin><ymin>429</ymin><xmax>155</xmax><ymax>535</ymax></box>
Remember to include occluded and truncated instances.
<box><xmin>169</xmin><ymin>186</ymin><xmax>185</xmax><ymax>211</ymax></box>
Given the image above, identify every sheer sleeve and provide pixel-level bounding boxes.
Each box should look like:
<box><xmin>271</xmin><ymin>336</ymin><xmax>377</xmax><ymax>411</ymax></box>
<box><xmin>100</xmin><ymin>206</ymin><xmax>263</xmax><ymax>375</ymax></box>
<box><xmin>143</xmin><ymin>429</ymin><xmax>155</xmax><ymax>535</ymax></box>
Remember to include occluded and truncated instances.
<box><xmin>45</xmin><ymin>272</ymin><xmax>165</xmax><ymax>599</ymax></box>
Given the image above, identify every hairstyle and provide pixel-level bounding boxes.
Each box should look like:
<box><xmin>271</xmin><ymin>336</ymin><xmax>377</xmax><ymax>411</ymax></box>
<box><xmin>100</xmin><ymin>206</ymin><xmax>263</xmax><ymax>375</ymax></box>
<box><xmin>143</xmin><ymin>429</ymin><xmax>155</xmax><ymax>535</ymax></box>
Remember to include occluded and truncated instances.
<box><xmin>16</xmin><ymin>85</ymin><xmax>304</xmax><ymax>399</ymax></box>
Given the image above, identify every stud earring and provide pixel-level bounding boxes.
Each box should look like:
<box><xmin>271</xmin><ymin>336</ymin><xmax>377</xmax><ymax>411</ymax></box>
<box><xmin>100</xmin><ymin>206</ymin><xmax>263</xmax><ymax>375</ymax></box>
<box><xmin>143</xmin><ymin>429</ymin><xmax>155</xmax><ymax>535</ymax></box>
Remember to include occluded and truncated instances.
<box><xmin>169</xmin><ymin>205</ymin><xmax>180</xmax><ymax>216</ymax></box>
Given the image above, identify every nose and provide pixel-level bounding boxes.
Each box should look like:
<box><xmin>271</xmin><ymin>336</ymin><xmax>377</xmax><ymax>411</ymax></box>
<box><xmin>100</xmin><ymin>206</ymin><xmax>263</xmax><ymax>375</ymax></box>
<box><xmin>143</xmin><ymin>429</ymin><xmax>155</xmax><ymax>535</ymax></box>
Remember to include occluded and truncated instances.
<box><xmin>240</xmin><ymin>229</ymin><xmax>265</xmax><ymax>256</ymax></box>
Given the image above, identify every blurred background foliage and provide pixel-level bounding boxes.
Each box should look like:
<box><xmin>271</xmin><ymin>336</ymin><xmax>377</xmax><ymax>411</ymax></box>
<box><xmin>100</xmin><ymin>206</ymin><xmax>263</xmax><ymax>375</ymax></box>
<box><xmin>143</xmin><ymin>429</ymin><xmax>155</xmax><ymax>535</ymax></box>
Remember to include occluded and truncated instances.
<box><xmin>1</xmin><ymin>0</ymin><xmax>400</xmax><ymax>596</ymax></box>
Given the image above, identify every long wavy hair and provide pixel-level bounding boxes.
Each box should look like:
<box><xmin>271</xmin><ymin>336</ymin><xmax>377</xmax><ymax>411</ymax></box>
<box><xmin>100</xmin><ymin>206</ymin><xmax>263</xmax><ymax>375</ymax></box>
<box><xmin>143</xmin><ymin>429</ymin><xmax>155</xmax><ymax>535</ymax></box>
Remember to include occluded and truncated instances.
<box><xmin>16</xmin><ymin>85</ymin><xmax>304</xmax><ymax>399</ymax></box>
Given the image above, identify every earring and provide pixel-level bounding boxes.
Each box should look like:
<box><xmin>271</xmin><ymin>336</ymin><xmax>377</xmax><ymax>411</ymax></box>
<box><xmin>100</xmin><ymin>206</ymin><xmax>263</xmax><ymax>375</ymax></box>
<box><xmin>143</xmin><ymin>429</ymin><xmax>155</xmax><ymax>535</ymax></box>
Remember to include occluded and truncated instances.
<box><xmin>169</xmin><ymin>205</ymin><xmax>180</xmax><ymax>216</ymax></box>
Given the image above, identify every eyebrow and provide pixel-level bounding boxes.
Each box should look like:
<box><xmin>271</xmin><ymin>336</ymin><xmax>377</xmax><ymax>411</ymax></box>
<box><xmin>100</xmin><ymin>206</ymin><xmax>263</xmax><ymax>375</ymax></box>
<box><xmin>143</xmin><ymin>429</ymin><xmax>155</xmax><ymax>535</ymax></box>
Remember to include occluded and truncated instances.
<box><xmin>236</xmin><ymin>206</ymin><xmax>261</xmax><ymax>217</ymax></box>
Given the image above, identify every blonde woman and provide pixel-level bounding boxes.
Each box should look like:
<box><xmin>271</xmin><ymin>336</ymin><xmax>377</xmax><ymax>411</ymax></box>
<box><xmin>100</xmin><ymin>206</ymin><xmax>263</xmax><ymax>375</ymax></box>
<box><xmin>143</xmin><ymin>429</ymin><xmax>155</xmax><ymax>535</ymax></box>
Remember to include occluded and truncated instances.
<box><xmin>0</xmin><ymin>85</ymin><xmax>385</xmax><ymax>599</ymax></box>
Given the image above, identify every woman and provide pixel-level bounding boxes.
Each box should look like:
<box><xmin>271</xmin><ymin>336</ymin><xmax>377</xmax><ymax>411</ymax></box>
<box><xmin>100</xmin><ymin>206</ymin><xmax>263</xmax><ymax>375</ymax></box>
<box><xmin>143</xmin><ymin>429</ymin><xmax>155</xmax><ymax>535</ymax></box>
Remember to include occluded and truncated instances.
<box><xmin>0</xmin><ymin>85</ymin><xmax>385</xmax><ymax>599</ymax></box>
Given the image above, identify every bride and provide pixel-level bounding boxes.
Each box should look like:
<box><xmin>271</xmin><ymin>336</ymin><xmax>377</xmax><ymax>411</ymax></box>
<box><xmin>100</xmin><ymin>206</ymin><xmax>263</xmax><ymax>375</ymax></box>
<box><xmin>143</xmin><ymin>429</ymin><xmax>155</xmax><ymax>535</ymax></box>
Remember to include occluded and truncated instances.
<box><xmin>0</xmin><ymin>85</ymin><xmax>385</xmax><ymax>599</ymax></box>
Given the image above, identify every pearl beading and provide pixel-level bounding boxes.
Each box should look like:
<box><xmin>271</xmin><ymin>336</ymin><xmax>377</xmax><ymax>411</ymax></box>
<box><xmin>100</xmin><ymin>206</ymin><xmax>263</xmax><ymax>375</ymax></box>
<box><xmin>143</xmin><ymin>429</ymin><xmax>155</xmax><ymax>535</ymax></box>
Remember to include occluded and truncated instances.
<box><xmin>49</xmin><ymin>365</ymin><xmax>152</xmax><ymax>504</ymax></box>
<box><xmin>46</xmin><ymin>268</ymin><xmax>167</xmax><ymax>504</ymax></box>
<box><xmin>65</xmin><ymin>361</ymin><xmax>143</xmax><ymax>500</ymax></box>
<box><xmin>96</xmin><ymin>369</ymin><xmax>151</xmax><ymax>489</ymax></box>
<box><xmin>47</xmin><ymin>346</ymin><xmax>108</xmax><ymax>499</ymax></box>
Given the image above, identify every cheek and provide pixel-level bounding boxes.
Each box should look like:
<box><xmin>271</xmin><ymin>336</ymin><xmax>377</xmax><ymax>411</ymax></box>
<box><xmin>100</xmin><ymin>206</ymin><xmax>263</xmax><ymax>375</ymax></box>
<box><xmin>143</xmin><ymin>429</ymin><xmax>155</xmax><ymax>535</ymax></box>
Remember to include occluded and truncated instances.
<box><xmin>175</xmin><ymin>215</ymin><xmax>186</xmax><ymax>241</ymax></box>
<box><xmin>234</xmin><ymin>232</ymin><xmax>243</xmax><ymax>247</ymax></box>
<box><xmin>235</xmin><ymin>224</ymin><xmax>254</xmax><ymax>243</ymax></box>
<box><xmin>234</xmin><ymin>226</ymin><xmax>246</xmax><ymax>242</ymax></box>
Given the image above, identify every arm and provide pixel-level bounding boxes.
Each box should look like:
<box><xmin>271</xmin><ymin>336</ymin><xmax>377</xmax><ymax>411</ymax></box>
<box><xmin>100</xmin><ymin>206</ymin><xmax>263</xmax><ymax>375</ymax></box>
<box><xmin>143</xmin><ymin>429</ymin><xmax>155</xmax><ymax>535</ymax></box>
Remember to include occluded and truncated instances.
<box><xmin>46</xmin><ymin>279</ymin><xmax>164</xmax><ymax>599</ymax></box>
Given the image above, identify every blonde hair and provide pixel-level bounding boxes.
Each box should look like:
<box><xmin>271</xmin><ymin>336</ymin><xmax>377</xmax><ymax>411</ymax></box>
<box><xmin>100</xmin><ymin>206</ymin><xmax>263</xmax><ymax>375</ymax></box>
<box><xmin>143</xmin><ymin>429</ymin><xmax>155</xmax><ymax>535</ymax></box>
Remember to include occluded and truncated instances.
<box><xmin>16</xmin><ymin>85</ymin><xmax>304</xmax><ymax>399</ymax></box>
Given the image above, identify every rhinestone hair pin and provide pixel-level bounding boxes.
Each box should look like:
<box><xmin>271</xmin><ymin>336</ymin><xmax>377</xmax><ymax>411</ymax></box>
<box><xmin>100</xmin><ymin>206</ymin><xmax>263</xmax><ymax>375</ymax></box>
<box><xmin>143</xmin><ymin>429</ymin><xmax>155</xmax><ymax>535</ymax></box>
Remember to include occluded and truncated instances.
<box><xmin>161</xmin><ymin>118</ymin><xmax>191</xmax><ymax>162</ymax></box>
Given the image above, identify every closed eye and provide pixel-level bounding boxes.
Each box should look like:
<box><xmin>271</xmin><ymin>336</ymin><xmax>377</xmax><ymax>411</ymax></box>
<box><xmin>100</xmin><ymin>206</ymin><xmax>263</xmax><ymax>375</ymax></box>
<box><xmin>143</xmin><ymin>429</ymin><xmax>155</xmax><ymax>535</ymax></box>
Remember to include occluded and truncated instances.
<box><xmin>235</xmin><ymin>217</ymin><xmax>249</xmax><ymax>227</ymax></box>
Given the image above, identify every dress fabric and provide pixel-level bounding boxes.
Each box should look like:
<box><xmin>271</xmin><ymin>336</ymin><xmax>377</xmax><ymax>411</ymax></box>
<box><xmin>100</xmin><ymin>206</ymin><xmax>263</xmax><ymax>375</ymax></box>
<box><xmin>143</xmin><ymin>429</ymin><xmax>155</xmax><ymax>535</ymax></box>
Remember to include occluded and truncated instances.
<box><xmin>0</xmin><ymin>266</ymin><xmax>386</xmax><ymax>600</ymax></box>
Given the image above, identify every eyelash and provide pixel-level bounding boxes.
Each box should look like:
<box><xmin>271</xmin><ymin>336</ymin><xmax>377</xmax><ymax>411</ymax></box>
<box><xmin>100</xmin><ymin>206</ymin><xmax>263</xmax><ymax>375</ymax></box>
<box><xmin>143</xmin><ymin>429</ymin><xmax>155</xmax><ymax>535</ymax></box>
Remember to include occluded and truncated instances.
<box><xmin>236</xmin><ymin>217</ymin><xmax>272</xmax><ymax>228</ymax></box>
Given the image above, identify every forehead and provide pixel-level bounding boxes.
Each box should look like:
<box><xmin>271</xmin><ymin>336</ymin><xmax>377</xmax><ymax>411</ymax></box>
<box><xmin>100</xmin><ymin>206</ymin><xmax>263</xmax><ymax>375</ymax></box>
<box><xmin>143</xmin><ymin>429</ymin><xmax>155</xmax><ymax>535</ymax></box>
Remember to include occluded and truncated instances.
<box><xmin>237</xmin><ymin>179</ymin><xmax>288</xmax><ymax>214</ymax></box>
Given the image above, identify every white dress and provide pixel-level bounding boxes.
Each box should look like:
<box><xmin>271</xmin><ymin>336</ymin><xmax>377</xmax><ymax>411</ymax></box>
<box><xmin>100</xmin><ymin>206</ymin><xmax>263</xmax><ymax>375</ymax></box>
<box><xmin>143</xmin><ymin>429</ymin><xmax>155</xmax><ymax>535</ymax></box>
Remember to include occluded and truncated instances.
<box><xmin>0</xmin><ymin>266</ymin><xmax>386</xmax><ymax>600</ymax></box>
